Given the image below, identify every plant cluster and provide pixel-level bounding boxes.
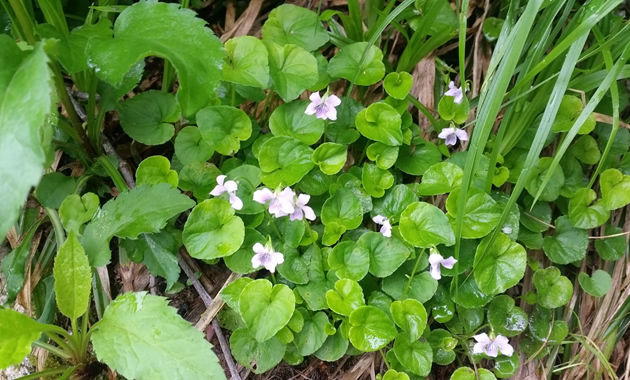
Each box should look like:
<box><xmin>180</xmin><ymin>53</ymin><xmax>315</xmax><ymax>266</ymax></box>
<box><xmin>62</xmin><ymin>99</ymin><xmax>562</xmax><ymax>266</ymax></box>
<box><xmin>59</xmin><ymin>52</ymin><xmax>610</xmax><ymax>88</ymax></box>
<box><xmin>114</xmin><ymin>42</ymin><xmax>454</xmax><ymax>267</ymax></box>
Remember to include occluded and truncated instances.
<box><xmin>1</xmin><ymin>0</ymin><xmax>629</xmax><ymax>379</ymax></box>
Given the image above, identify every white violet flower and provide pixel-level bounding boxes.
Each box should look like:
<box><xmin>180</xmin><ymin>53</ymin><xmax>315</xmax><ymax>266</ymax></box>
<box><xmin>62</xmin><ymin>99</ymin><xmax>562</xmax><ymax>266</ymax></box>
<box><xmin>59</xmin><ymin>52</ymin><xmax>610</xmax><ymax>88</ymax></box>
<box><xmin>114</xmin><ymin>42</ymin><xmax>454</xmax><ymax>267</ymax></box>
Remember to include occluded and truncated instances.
<box><xmin>253</xmin><ymin>187</ymin><xmax>296</xmax><ymax>218</ymax></box>
<box><xmin>472</xmin><ymin>333</ymin><xmax>514</xmax><ymax>357</ymax></box>
<box><xmin>438</xmin><ymin>127</ymin><xmax>469</xmax><ymax>146</ymax></box>
<box><xmin>251</xmin><ymin>242</ymin><xmax>284</xmax><ymax>273</ymax></box>
<box><xmin>372</xmin><ymin>215</ymin><xmax>392</xmax><ymax>237</ymax></box>
<box><xmin>444</xmin><ymin>81</ymin><xmax>464</xmax><ymax>104</ymax></box>
<box><xmin>305</xmin><ymin>92</ymin><xmax>341</xmax><ymax>120</ymax></box>
<box><xmin>428</xmin><ymin>252</ymin><xmax>457</xmax><ymax>280</ymax></box>
<box><xmin>290</xmin><ymin>194</ymin><xmax>316</xmax><ymax>221</ymax></box>
<box><xmin>210</xmin><ymin>175</ymin><xmax>243</xmax><ymax>210</ymax></box>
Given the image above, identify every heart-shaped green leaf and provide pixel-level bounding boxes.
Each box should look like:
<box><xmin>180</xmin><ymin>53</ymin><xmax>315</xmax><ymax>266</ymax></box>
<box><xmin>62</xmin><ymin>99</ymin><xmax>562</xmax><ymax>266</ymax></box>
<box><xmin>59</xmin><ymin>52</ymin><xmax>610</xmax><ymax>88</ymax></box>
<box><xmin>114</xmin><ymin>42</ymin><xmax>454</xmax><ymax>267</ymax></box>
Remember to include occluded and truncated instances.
<box><xmin>552</xmin><ymin>95</ymin><xmax>596</xmax><ymax>134</ymax></box>
<box><xmin>178</xmin><ymin>162</ymin><xmax>221</xmax><ymax>199</ymax></box>
<box><xmin>399</xmin><ymin>201</ymin><xmax>455</xmax><ymax>248</ymax></box>
<box><xmin>366</xmin><ymin>142</ymin><xmax>399</xmax><ymax>169</ymax></box>
<box><xmin>35</xmin><ymin>172</ymin><xmax>77</xmax><ymax>209</ymax></box>
<box><xmin>542</xmin><ymin>216</ymin><xmax>588</xmax><ymax>264</ymax></box>
<box><xmin>321</xmin><ymin>189</ymin><xmax>363</xmax><ymax>245</ymax></box>
<box><xmin>578</xmin><ymin>270</ymin><xmax>611</xmax><ymax>297</ymax></box>
<box><xmin>383</xmin><ymin>271</ymin><xmax>438</xmax><ymax>303</ymax></box>
<box><xmin>418</xmin><ymin>162</ymin><xmax>463</xmax><ymax>195</ymax></box>
<box><xmin>258</xmin><ymin>136</ymin><xmax>315</xmax><ymax>188</ymax></box>
<box><xmin>312</xmin><ymin>143</ymin><xmax>347</xmax><ymax>175</ymax></box>
<box><xmin>59</xmin><ymin>192</ymin><xmax>99</xmax><ymax>234</ymax></box>
<box><xmin>450</xmin><ymin>367</ymin><xmax>497</xmax><ymax>380</ymax></box>
<box><xmin>362</xmin><ymin>164</ymin><xmax>394</xmax><ymax>198</ymax></box>
<box><xmin>314</xmin><ymin>329</ymin><xmax>349</xmax><ymax>362</ymax></box>
<box><xmin>390</xmin><ymin>299</ymin><xmax>428</xmax><ymax>341</ymax></box>
<box><xmin>383</xmin><ymin>72</ymin><xmax>413</xmax><ymax>100</ymax></box>
<box><xmin>117</xmin><ymin>90</ymin><xmax>179</xmax><ymax>145</ymax></box>
<box><xmin>600</xmin><ymin>168</ymin><xmax>630</xmax><ymax>210</ymax></box>
<box><xmin>183</xmin><ymin>198</ymin><xmax>245</xmax><ymax>260</ymax></box>
<box><xmin>239</xmin><ymin>279</ymin><xmax>296</xmax><ymax>342</ymax></box>
<box><xmin>395</xmin><ymin>141</ymin><xmax>442</xmax><ymax>176</ymax></box>
<box><xmin>525</xmin><ymin>157</ymin><xmax>565</xmax><ymax>202</ymax></box>
<box><xmin>269</xmin><ymin>100</ymin><xmax>325</xmax><ymax>145</ymax></box>
<box><xmin>230</xmin><ymin>327</ymin><xmax>286</xmax><ymax>374</ymax></box>
<box><xmin>136</xmin><ymin>156</ymin><xmax>178</xmax><ymax>187</ymax></box>
<box><xmin>88</xmin><ymin>1</ymin><xmax>224</xmax><ymax>118</ymax></box>
<box><xmin>266</xmin><ymin>41</ymin><xmax>318</xmax><ymax>102</ymax></box>
<box><xmin>569</xmin><ymin>135</ymin><xmax>601</xmax><ymax>165</ymax></box>
<box><xmin>533</xmin><ymin>267</ymin><xmax>573</xmax><ymax>309</ymax></box>
<box><xmin>327</xmin><ymin>241</ymin><xmax>369</xmax><ymax>281</ymax></box>
<box><xmin>174</xmin><ymin>126</ymin><xmax>214</xmax><ymax>165</ymax></box>
<box><xmin>427</xmin><ymin>329</ymin><xmax>457</xmax><ymax>365</ymax></box>
<box><xmin>197</xmin><ymin>105</ymin><xmax>252</xmax><ymax>155</ymax></box>
<box><xmin>355</xmin><ymin>103</ymin><xmax>402</xmax><ymax>146</ymax></box>
<box><xmin>348</xmin><ymin>305</ymin><xmax>397</xmax><ymax>352</ymax></box>
<box><xmin>326</xmin><ymin>279</ymin><xmax>365</xmax><ymax>316</ymax></box>
<box><xmin>223</xmin><ymin>36</ymin><xmax>269</xmax><ymax>88</ymax></box>
<box><xmin>594</xmin><ymin>224</ymin><xmax>626</xmax><ymax>261</ymax></box>
<box><xmin>261</xmin><ymin>4</ymin><xmax>329</xmax><ymax>51</ymax></box>
<box><xmin>473</xmin><ymin>233</ymin><xmax>526</xmax><ymax>295</ymax></box>
<box><xmin>354</xmin><ymin>232</ymin><xmax>411</xmax><ymax>277</ymax></box>
<box><xmin>438</xmin><ymin>95</ymin><xmax>470</xmax><ymax>124</ymax></box>
<box><xmin>487</xmin><ymin>295</ymin><xmax>528</xmax><ymax>337</ymax></box>
<box><xmin>392</xmin><ymin>333</ymin><xmax>433</xmax><ymax>376</ymax></box>
<box><xmin>372</xmin><ymin>184</ymin><xmax>417</xmax><ymax>224</ymax></box>
<box><xmin>328</xmin><ymin>42</ymin><xmax>385</xmax><ymax>86</ymax></box>
<box><xmin>293</xmin><ymin>309</ymin><xmax>333</xmax><ymax>356</ymax></box>
<box><xmin>567</xmin><ymin>188</ymin><xmax>609</xmax><ymax>229</ymax></box>
<box><xmin>446</xmin><ymin>187</ymin><xmax>502</xmax><ymax>239</ymax></box>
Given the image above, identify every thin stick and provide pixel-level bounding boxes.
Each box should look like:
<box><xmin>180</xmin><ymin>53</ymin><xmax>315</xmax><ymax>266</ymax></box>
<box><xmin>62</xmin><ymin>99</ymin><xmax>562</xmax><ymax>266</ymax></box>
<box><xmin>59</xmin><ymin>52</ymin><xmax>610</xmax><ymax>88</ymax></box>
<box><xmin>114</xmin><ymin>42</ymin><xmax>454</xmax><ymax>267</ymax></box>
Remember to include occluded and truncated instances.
<box><xmin>177</xmin><ymin>251</ymin><xmax>242</xmax><ymax>380</ymax></box>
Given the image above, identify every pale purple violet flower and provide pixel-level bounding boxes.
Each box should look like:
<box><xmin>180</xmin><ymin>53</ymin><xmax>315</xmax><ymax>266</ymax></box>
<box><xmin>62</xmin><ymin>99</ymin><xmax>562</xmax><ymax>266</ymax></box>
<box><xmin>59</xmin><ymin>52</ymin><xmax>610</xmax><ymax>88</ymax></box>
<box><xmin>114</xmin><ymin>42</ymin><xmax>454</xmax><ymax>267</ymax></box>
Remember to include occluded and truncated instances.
<box><xmin>444</xmin><ymin>81</ymin><xmax>464</xmax><ymax>104</ymax></box>
<box><xmin>428</xmin><ymin>252</ymin><xmax>457</xmax><ymax>280</ymax></box>
<box><xmin>251</xmin><ymin>242</ymin><xmax>284</xmax><ymax>273</ymax></box>
<box><xmin>210</xmin><ymin>175</ymin><xmax>243</xmax><ymax>210</ymax></box>
<box><xmin>253</xmin><ymin>187</ymin><xmax>295</xmax><ymax>218</ymax></box>
<box><xmin>372</xmin><ymin>215</ymin><xmax>392</xmax><ymax>237</ymax></box>
<box><xmin>290</xmin><ymin>194</ymin><xmax>316</xmax><ymax>221</ymax></box>
<box><xmin>305</xmin><ymin>92</ymin><xmax>341</xmax><ymax>121</ymax></box>
<box><xmin>438</xmin><ymin>127</ymin><xmax>469</xmax><ymax>146</ymax></box>
<box><xmin>472</xmin><ymin>333</ymin><xmax>514</xmax><ymax>357</ymax></box>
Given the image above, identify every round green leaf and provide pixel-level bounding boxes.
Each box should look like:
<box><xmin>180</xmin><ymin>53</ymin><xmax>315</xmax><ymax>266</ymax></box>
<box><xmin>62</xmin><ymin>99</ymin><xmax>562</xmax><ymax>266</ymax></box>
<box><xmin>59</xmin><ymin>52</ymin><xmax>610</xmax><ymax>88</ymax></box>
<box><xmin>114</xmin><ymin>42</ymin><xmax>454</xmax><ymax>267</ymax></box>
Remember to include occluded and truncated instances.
<box><xmin>312</xmin><ymin>143</ymin><xmax>347</xmax><ymax>175</ymax></box>
<box><xmin>321</xmin><ymin>189</ymin><xmax>363</xmax><ymax>245</ymax></box>
<box><xmin>395</xmin><ymin>141</ymin><xmax>442</xmax><ymax>176</ymax></box>
<box><xmin>528</xmin><ymin>307</ymin><xmax>569</xmax><ymax>343</ymax></box>
<box><xmin>354</xmin><ymin>232</ymin><xmax>411</xmax><ymax>277</ymax></box>
<box><xmin>383</xmin><ymin>72</ymin><xmax>413</xmax><ymax>100</ymax></box>
<box><xmin>325</xmin><ymin>279</ymin><xmax>365</xmax><ymax>316</ymax></box>
<box><xmin>230</xmin><ymin>328</ymin><xmax>286</xmax><ymax>374</ymax></box>
<box><xmin>178</xmin><ymin>162</ymin><xmax>221</xmax><ymax>199</ymax></box>
<box><xmin>390</xmin><ymin>299</ymin><xmax>427</xmax><ymax>341</ymax></box>
<box><xmin>261</xmin><ymin>4</ymin><xmax>329</xmax><ymax>51</ymax></box>
<box><xmin>383</xmin><ymin>369</ymin><xmax>410</xmax><ymax>380</ymax></box>
<box><xmin>328</xmin><ymin>241</ymin><xmax>369</xmax><ymax>281</ymax></box>
<box><xmin>117</xmin><ymin>90</ymin><xmax>179</xmax><ymax>145</ymax></box>
<box><xmin>182</xmin><ymin>198</ymin><xmax>245</xmax><ymax>260</ymax></box>
<box><xmin>399</xmin><ymin>201</ymin><xmax>455</xmax><ymax>248</ymax></box>
<box><xmin>372</xmin><ymin>184</ymin><xmax>417</xmax><ymax>224</ymax></box>
<box><xmin>418</xmin><ymin>162</ymin><xmax>463</xmax><ymax>195</ymax></box>
<box><xmin>450</xmin><ymin>367</ymin><xmax>497</xmax><ymax>380</ymax></box>
<box><xmin>525</xmin><ymin>157</ymin><xmax>565</xmax><ymax>202</ymax></box>
<box><xmin>392</xmin><ymin>333</ymin><xmax>433</xmax><ymax>376</ymax></box>
<box><xmin>269</xmin><ymin>100</ymin><xmax>325</xmax><ymax>145</ymax></box>
<box><xmin>366</xmin><ymin>142</ymin><xmax>399</xmax><ymax>169</ymax></box>
<box><xmin>197</xmin><ymin>105</ymin><xmax>252</xmax><ymax>155</ymax></box>
<box><xmin>136</xmin><ymin>156</ymin><xmax>178</xmax><ymax>187</ymax></box>
<box><xmin>174</xmin><ymin>126</ymin><xmax>213</xmax><ymax>165</ymax></box>
<box><xmin>239</xmin><ymin>279</ymin><xmax>296</xmax><ymax>342</ymax></box>
<box><xmin>266</xmin><ymin>41</ymin><xmax>318</xmax><ymax>102</ymax></box>
<box><xmin>570</xmin><ymin>135</ymin><xmax>601</xmax><ymax>165</ymax></box>
<box><xmin>552</xmin><ymin>95</ymin><xmax>596</xmax><ymax>134</ymax></box>
<box><xmin>362</xmin><ymin>164</ymin><xmax>394</xmax><ymax>198</ymax></box>
<box><xmin>473</xmin><ymin>233</ymin><xmax>526</xmax><ymax>295</ymax></box>
<box><xmin>314</xmin><ymin>329</ymin><xmax>349</xmax><ymax>362</ymax></box>
<box><xmin>328</xmin><ymin>42</ymin><xmax>385</xmax><ymax>86</ymax></box>
<box><xmin>438</xmin><ymin>95</ymin><xmax>470</xmax><ymax>124</ymax></box>
<box><xmin>446</xmin><ymin>187</ymin><xmax>502</xmax><ymax>239</ymax></box>
<box><xmin>600</xmin><ymin>168</ymin><xmax>630</xmax><ymax>210</ymax></box>
<box><xmin>293</xmin><ymin>310</ymin><xmax>333</xmax><ymax>356</ymax></box>
<box><xmin>35</xmin><ymin>172</ymin><xmax>77</xmax><ymax>209</ymax></box>
<box><xmin>494</xmin><ymin>353</ymin><xmax>519</xmax><ymax>378</ymax></box>
<box><xmin>427</xmin><ymin>328</ymin><xmax>457</xmax><ymax>365</ymax></box>
<box><xmin>355</xmin><ymin>102</ymin><xmax>402</xmax><ymax>146</ymax></box>
<box><xmin>482</xmin><ymin>17</ymin><xmax>504</xmax><ymax>41</ymax></box>
<box><xmin>382</xmin><ymin>271</ymin><xmax>438</xmax><ymax>303</ymax></box>
<box><xmin>223</xmin><ymin>35</ymin><xmax>269</xmax><ymax>88</ymax></box>
<box><xmin>220</xmin><ymin>277</ymin><xmax>254</xmax><ymax>311</ymax></box>
<box><xmin>568</xmin><ymin>188</ymin><xmax>609</xmax><ymax>229</ymax></box>
<box><xmin>578</xmin><ymin>270</ymin><xmax>611</xmax><ymax>297</ymax></box>
<box><xmin>542</xmin><ymin>216</ymin><xmax>588</xmax><ymax>264</ymax></box>
<box><xmin>487</xmin><ymin>295</ymin><xmax>528</xmax><ymax>337</ymax></box>
<box><xmin>59</xmin><ymin>192</ymin><xmax>99</xmax><ymax>233</ymax></box>
<box><xmin>258</xmin><ymin>136</ymin><xmax>315</xmax><ymax>188</ymax></box>
<box><xmin>594</xmin><ymin>224</ymin><xmax>626</xmax><ymax>261</ymax></box>
<box><xmin>348</xmin><ymin>305</ymin><xmax>397</xmax><ymax>352</ymax></box>
<box><xmin>533</xmin><ymin>267</ymin><xmax>573</xmax><ymax>309</ymax></box>
<box><xmin>450</xmin><ymin>276</ymin><xmax>492</xmax><ymax>309</ymax></box>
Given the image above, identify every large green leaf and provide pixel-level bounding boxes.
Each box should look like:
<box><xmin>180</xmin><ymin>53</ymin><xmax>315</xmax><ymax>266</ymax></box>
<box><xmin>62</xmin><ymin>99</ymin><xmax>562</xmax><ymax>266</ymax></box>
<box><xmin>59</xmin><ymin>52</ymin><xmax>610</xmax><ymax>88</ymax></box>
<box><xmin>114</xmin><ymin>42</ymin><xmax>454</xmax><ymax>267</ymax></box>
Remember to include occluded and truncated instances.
<box><xmin>91</xmin><ymin>292</ymin><xmax>225</xmax><ymax>380</ymax></box>
<box><xmin>399</xmin><ymin>202</ymin><xmax>455</xmax><ymax>247</ymax></box>
<box><xmin>136</xmin><ymin>156</ymin><xmax>178</xmax><ymax>187</ymax></box>
<box><xmin>53</xmin><ymin>232</ymin><xmax>92</xmax><ymax>320</ymax></box>
<box><xmin>487</xmin><ymin>295</ymin><xmax>528</xmax><ymax>337</ymax></box>
<box><xmin>174</xmin><ymin>126</ymin><xmax>214</xmax><ymax>165</ymax></box>
<box><xmin>0</xmin><ymin>37</ymin><xmax>54</xmax><ymax>241</ymax></box>
<box><xmin>197</xmin><ymin>105</ymin><xmax>252</xmax><ymax>155</ymax></box>
<box><xmin>223</xmin><ymin>36</ymin><xmax>269</xmax><ymax>88</ymax></box>
<box><xmin>328</xmin><ymin>42</ymin><xmax>385</xmax><ymax>86</ymax></box>
<box><xmin>117</xmin><ymin>90</ymin><xmax>179</xmax><ymax>145</ymax></box>
<box><xmin>418</xmin><ymin>162</ymin><xmax>463</xmax><ymax>196</ymax></box>
<box><xmin>88</xmin><ymin>1</ymin><xmax>224</xmax><ymax>118</ymax></box>
<box><xmin>312</xmin><ymin>143</ymin><xmax>347</xmax><ymax>175</ymax></box>
<box><xmin>261</xmin><ymin>4</ymin><xmax>329</xmax><ymax>51</ymax></box>
<box><xmin>293</xmin><ymin>310</ymin><xmax>333</xmax><ymax>356</ymax></box>
<box><xmin>372</xmin><ymin>184</ymin><xmax>417</xmax><ymax>223</ymax></box>
<box><xmin>473</xmin><ymin>233</ymin><xmax>526</xmax><ymax>295</ymax></box>
<box><xmin>0</xmin><ymin>309</ymin><xmax>44</xmax><ymax>369</ymax></box>
<box><xmin>542</xmin><ymin>216</ymin><xmax>588</xmax><ymax>264</ymax></box>
<box><xmin>182</xmin><ymin>198</ymin><xmax>245</xmax><ymax>260</ymax></box>
<box><xmin>393</xmin><ymin>333</ymin><xmax>433</xmax><ymax>376</ymax></box>
<box><xmin>239</xmin><ymin>279</ymin><xmax>296</xmax><ymax>342</ymax></box>
<box><xmin>320</xmin><ymin>189</ymin><xmax>363</xmax><ymax>245</ymax></box>
<box><xmin>230</xmin><ymin>328</ymin><xmax>286</xmax><ymax>374</ymax></box>
<box><xmin>599</xmin><ymin>168</ymin><xmax>630</xmax><ymax>210</ymax></box>
<box><xmin>395</xmin><ymin>141</ymin><xmax>442</xmax><ymax>176</ymax></box>
<box><xmin>81</xmin><ymin>184</ymin><xmax>195</xmax><ymax>266</ymax></box>
<box><xmin>390</xmin><ymin>299</ymin><xmax>428</xmax><ymax>341</ymax></box>
<box><xmin>567</xmin><ymin>188</ymin><xmax>609</xmax><ymax>229</ymax></box>
<box><xmin>533</xmin><ymin>267</ymin><xmax>573</xmax><ymax>309</ymax></box>
<box><xmin>266</xmin><ymin>41</ymin><xmax>318</xmax><ymax>102</ymax></box>
<box><xmin>269</xmin><ymin>100</ymin><xmax>325</xmax><ymax>145</ymax></box>
<box><xmin>258</xmin><ymin>136</ymin><xmax>314</xmax><ymax>188</ymax></box>
<box><xmin>327</xmin><ymin>241</ymin><xmax>369</xmax><ymax>281</ymax></box>
<box><xmin>325</xmin><ymin>279</ymin><xmax>365</xmax><ymax>316</ymax></box>
<box><xmin>349</xmin><ymin>305</ymin><xmax>397</xmax><ymax>352</ymax></box>
<box><xmin>446</xmin><ymin>187</ymin><xmax>502</xmax><ymax>239</ymax></box>
<box><xmin>578</xmin><ymin>270</ymin><xmax>611</xmax><ymax>298</ymax></box>
<box><xmin>354</xmin><ymin>232</ymin><xmax>410</xmax><ymax>277</ymax></box>
<box><xmin>355</xmin><ymin>103</ymin><xmax>403</xmax><ymax>146</ymax></box>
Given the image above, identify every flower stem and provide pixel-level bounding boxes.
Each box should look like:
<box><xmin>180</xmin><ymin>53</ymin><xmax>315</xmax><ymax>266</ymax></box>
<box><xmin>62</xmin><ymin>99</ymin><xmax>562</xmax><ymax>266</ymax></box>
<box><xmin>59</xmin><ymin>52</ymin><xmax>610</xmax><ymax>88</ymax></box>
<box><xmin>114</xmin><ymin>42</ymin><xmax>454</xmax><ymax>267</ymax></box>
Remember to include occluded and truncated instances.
<box><xmin>402</xmin><ymin>248</ymin><xmax>425</xmax><ymax>298</ymax></box>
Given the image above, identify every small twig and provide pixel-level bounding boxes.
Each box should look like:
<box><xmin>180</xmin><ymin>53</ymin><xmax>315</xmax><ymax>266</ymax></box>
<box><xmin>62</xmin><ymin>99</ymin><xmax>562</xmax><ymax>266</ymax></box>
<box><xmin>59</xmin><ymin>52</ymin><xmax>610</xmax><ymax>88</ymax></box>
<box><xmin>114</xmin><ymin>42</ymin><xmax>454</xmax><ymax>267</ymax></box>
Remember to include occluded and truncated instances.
<box><xmin>178</xmin><ymin>250</ymin><xmax>242</xmax><ymax>380</ymax></box>
<box><xmin>588</xmin><ymin>231</ymin><xmax>630</xmax><ymax>239</ymax></box>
